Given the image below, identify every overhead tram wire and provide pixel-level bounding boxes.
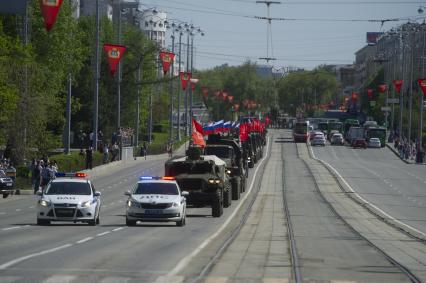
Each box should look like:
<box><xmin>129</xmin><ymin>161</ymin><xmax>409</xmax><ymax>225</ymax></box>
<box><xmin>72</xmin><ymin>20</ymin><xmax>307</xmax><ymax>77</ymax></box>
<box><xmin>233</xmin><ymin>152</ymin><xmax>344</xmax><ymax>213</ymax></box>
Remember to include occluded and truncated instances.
<box><xmin>256</xmin><ymin>1</ymin><xmax>281</xmax><ymax>63</ymax></box>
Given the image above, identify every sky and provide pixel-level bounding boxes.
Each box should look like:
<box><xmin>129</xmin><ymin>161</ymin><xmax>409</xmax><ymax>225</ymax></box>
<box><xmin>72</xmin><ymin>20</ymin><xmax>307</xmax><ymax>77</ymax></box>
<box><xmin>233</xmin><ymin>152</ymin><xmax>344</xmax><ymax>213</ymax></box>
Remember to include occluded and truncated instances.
<box><xmin>140</xmin><ymin>0</ymin><xmax>424</xmax><ymax>71</ymax></box>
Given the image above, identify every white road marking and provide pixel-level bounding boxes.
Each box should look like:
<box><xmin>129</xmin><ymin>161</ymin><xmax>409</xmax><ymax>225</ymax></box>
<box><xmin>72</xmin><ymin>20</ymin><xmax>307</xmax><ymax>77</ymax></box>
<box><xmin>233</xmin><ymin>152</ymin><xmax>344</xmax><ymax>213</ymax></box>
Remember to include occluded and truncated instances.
<box><xmin>309</xmin><ymin>146</ymin><xmax>426</xmax><ymax>238</ymax></box>
<box><xmin>43</xmin><ymin>275</ymin><xmax>76</xmax><ymax>283</ymax></box>
<box><xmin>97</xmin><ymin>231</ymin><xmax>111</xmax><ymax>237</ymax></box>
<box><xmin>112</xmin><ymin>227</ymin><xmax>124</xmax><ymax>232</ymax></box>
<box><xmin>76</xmin><ymin>237</ymin><xmax>93</xmax><ymax>244</ymax></box>
<box><xmin>15</xmin><ymin>209</ymin><xmax>21</xmax><ymax>212</ymax></box>
<box><xmin>29</xmin><ymin>206</ymin><xmax>35</xmax><ymax>209</ymax></box>
<box><xmin>203</xmin><ymin>277</ymin><xmax>228</xmax><ymax>283</ymax></box>
<box><xmin>0</xmin><ymin>276</ymin><xmax>20</xmax><ymax>283</ymax></box>
<box><xmin>263</xmin><ymin>279</ymin><xmax>289</xmax><ymax>283</ymax></box>
<box><xmin>153</xmin><ymin>276</ymin><xmax>184</xmax><ymax>283</ymax></box>
<box><xmin>166</xmin><ymin>137</ymin><xmax>271</xmax><ymax>277</ymax></box>
<box><xmin>0</xmin><ymin>212</ymin><xmax>6</xmax><ymax>215</ymax></box>
<box><xmin>2</xmin><ymin>226</ymin><xmax>21</xmax><ymax>231</ymax></box>
<box><xmin>0</xmin><ymin>244</ymin><xmax>73</xmax><ymax>270</ymax></box>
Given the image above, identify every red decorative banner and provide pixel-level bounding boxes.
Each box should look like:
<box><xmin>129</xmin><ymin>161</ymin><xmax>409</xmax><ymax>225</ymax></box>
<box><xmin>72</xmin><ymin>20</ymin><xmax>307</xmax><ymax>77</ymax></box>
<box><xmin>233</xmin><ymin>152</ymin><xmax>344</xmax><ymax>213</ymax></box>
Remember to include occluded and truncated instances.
<box><xmin>192</xmin><ymin>118</ymin><xmax>204</xmax><ymax>136</ymax></box>
<box><xmin>180</xmin><ymin>72</ymin><xmax>191</xmax><ymax>90</ymax></box>
<box><xmin>228</xmin><ymin>95</ymin><xmax>234</xmax><ymax>103</ymax></box>
<box><xmin>190</xmin><ymin>78</ymin><xmax>199</xmax><ymax>91</ymax></box>
<box><xmin>103</xmin><ymin>44</ymin><xmax>126</xmax><ymax>76</ymax></box>
<box><xmin>351</xmin><ymin>92</ymin><xmax>358</xmax><ymax>101</ymax></box>
<box><xmin>222</xmin><ymin>91</ymin><xmax>228</xmax><ymax>101</ymax></box>
<box><xmin>159</xmin><ymin>51</ymin><xmax>175</xmax><ymax>75</ymax></box>
<box><xmin>367</xmin><ymin>89</ymin><xmax>373</xmax><ymax>99</ymax></box>
<box><xmin>39</xmin><ymin>0</ymin><xmax>64</xmax><ymax>32</ymax></box>
<box><xmin>378</xmin><ymin>84</ymin><xmax>387</xmax><ymax>94</ymax></box>
<box><xmin>192</xmin><ymin>119</ymin><xmax>206</xmax><ymax>148</ymax></box>
<box><xmin>418</xmin><ymin>79</ymin><xmax>426</xmax><ymax>97</ymax></box>
<box><xmin>392</xmin><ymin>80</ymin><xmax>403</xmax><ymax>94</ymax></box>
<box><xmin>201</xmin><ymin>86</ymin><xmax>209</xmax><ymax>97</ymax></box>
<box><xmin>239</xmin><ymin>123</ymin><xmax>248</xmax><ymax>142</ymax></box>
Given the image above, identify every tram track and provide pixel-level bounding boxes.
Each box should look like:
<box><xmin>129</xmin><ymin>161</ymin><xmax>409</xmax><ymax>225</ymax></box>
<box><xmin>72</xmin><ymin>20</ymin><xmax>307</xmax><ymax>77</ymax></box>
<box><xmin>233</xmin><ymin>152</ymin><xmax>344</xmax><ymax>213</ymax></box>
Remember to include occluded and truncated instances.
<box><xmin>295</xmin><ymin>142</ymin><xmax>423</xmax><ymax>283</ymax></box>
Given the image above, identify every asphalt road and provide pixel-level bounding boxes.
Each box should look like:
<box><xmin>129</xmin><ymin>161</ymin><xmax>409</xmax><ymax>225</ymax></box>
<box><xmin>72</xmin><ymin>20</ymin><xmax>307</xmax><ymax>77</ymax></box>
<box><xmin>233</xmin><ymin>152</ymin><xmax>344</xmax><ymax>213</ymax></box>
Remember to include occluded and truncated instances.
<box><xmin>0</xmin><ymin>149</ymin><xmax>265</xmax><ymax>283</ymax></box>
<box><xmin>311</xmin><ymin>138</ymin><xmax>426</xmax><ymax>235</ymax></box>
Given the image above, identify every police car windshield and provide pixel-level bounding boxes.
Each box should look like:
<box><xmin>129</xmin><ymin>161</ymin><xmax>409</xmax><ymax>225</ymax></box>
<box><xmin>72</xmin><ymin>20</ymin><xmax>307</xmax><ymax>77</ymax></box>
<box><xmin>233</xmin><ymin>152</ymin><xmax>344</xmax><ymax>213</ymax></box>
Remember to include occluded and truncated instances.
<box><xmin>45</xmin><ymin>182</ymin><xmax>92</xmax><ymax>195</ymax></box>
<box><xmin>135</xmin><ymin>183</ymin><xmax>178</xmax><ymax>195</ymax></box>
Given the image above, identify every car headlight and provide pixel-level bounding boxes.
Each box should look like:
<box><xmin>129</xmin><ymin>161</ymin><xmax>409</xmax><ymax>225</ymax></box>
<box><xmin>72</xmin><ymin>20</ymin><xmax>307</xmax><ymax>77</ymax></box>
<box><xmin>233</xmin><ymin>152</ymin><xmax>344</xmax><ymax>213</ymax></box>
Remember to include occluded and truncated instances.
<box><xmin>247</xmin><ymin>157</ymin><xmax>251</xmax><ymax>160</ymax></box>
<box><xmin>208</xmin><ymin>179</ymin><xmax>215</xmax><ymax>184</ymax></box>
<box><xmin>127</xmin><ymin>200</ymin><xmax>139</xmax><ymax>208</ymax></box>
<box><xmin>226</xmin><ymin>169</ymin><xmax>232</xmax><ymax>175</ymax></box>
<box><xmin>214</xmin><ymin>179</ymin><xmax>221</xmax><ymax>184</ymax></box>
<box><xmin>173</xmin><ymin>202</ymin><xmax>179</xmax><ymax>207</ymax></box>
<box><xmin>81</xmin><ymin>201</ymin><xmax>91</xmax><ymax>208</ymax></box>
<box><xmin>39</xmin><ymin>200</ymin><xmax>51</xmax><ymax>207</ymax></box>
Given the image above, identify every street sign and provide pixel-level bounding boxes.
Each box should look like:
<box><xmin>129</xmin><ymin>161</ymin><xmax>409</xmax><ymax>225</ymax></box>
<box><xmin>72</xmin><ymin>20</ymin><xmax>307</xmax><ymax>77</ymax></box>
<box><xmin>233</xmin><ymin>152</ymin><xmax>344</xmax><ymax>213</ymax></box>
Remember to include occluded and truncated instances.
<box><xmin>381</xmin><ymin>106</ymin><xmax>391</xmax><ymax>112</ymax></box>
<box><xmin>387</xmin><ymin>98</ymin><xmax>399</xmax><ymax>104</ymax></box>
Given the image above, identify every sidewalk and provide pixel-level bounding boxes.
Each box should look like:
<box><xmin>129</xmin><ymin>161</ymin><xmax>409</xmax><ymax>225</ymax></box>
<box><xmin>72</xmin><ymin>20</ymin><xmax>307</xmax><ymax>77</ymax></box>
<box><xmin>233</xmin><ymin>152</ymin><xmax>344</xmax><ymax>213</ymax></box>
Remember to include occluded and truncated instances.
<box><xmin>386</xmin><ymin>142</ymin><xmax>426</xmax><ymax>165</ymax></box>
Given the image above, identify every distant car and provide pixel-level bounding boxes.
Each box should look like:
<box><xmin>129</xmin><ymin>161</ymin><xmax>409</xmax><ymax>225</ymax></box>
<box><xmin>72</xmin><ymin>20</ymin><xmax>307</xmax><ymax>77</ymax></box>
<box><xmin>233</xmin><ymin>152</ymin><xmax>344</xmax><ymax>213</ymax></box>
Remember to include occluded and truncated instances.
<box><xmin>330</xmin><ymin>133</ymin><xmax>344</xmax><ymax>145</ymax></box>
<box><xmin>36</xmin><ymin>172</ymin><xmax>101</xmax><ymax>225</ymax></box>
<box><xmin>310</xmin><ymin>131</ymin><xmax>324</xmax><ymax>141</ymax></box>
<box><xmin>368</xmin><ymin>137</ymin><xmax>381</xmax><ymax>148</ymax></box>
<box><xmin>311</xmin><ymin>135</ymin><xmax>326</xmax><ymax>146</ymax></box>
<box><xmin>352</xmin><ymin>138</ymin><xmax>367</xmax><ymax>149</ymax></box>
<box><xmin>125</xmin><ymin>176</ymin><xmax>188</xmax><ymax>227</ymax></box>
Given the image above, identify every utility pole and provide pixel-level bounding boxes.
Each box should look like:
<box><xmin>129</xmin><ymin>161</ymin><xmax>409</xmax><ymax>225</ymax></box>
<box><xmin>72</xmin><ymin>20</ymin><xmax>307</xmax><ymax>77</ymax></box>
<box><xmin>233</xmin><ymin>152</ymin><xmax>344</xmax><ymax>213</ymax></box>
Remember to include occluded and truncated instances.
<box><xmin>408</xmin><ymin>29</ymin><xmax>415</xmax><ymax>143</ymax></box>
<box><xmin>93</xmin><ymin>0</ymin><xmax>100</xmax><ymax>151</ymax></box>
<box><xmin>65</xmin><ymin>0</ymin><xmax>72</xmax><ymax>154</ymax></box>
<box><xmin>169</xmin><ymin>28</ymin><xmax>176</xmax><ymax>144</ymax></box>
<box><xmin>177</xmin><ymin>29</ymin><xmax>183</xmax><ymax>141</ymax></box>
<box><xmin>185</xmin><ymin>29</ymin><xmax>190</xmax><ymax>136</ymax></box>
<box><xmin>117</xmin><ymin>0</ymin><xmax>122</xmax><ymax>131</ymax></box>
<box><xmin>136</xmin><ymin>63</ymin><xmax>141</xmax><ymax>147</ymax></box>
<box><xmin>256</xmin><ymin>1</ymin><xmax>281</xmax><ymax>63</ymax></box>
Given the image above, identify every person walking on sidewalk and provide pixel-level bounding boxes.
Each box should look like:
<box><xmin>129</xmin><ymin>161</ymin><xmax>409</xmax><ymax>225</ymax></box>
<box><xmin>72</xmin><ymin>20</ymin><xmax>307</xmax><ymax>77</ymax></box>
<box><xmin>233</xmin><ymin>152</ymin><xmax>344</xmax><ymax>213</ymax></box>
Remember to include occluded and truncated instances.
<box><xmin>85</xmin><ymin>147</ymin><xmax>93</xmax><ymax>169</ymax></box>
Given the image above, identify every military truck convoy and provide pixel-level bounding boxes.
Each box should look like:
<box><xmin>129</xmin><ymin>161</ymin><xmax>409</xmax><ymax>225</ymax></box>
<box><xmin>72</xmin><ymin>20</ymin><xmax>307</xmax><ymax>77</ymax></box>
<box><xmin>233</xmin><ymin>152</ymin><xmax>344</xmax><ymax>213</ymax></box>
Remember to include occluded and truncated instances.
<box><xmin>164</xmin><ymin>130</ymin><xmax>266</xmax><ymax>217</ymax></box>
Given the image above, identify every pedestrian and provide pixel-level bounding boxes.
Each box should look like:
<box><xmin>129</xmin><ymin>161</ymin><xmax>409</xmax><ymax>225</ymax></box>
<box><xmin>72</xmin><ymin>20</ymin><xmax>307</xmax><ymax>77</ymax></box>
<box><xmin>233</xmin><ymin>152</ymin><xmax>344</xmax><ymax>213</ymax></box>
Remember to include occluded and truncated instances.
<box><xmin>78</xmin><ymin>130</ymin><xmax>86</xmax><ymax>150</ymax></box>
<box><xmin>41</xmin><ymin>161</ymin><xmax>52</xmax><ymax>191</ymax></box>
<box><xmin>34</xmin><ymin>160</ymin><xmax>43</xmax><ymax>194</ymax></box>
<box><xmin>89</xmin><ymin>131</ymin><xmax>94</xmax><ymax>147</ymax></box>
<box><xmin>167</xmin><ymin>142</ymin><xmax>173</xmax><ymax>158</ymax></box>
<box><xmin>85</xmin><ymin>147</ymin><xmax>93</xmax><ymax>169</ymax></box>
<box><xmin>141</xmin><ymin>142</ymin><xmax>147</xmax><ymax>160</ymax></box>
<box><xmin>103</xmin><ymin>144</ymin><xmax>109</xmax><ymax>164</ymax></box>
<box><xmin>30</xmin><ymin>158</ymin><xmax>37</xmax><ymax>190</ymax></box>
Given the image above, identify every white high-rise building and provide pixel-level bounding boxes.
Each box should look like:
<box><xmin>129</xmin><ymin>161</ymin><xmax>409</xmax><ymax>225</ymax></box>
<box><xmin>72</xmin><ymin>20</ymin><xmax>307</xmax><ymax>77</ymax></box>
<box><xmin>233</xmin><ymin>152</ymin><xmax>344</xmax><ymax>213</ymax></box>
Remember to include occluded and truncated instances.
<box><xmin>138</xmin><ymin>7</ymin><xmax>167</xmax><ymax>48</ymax></box>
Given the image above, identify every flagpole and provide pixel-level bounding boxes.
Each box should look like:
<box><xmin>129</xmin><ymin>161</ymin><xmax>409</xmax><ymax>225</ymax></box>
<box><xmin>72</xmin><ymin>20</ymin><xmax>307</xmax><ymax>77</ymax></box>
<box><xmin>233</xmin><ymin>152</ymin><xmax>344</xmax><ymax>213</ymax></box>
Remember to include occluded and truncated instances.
<box><xmin>93</xmin><ymin>0</ymin><xmax>100</xmax><ymax>151</ymax></box>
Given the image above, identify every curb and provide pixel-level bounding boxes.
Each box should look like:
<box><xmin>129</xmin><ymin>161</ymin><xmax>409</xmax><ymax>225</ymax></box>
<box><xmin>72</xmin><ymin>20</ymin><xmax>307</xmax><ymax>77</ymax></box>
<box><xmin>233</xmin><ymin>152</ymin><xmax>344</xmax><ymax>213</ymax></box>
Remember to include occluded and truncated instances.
<box><xmin>306</xmin><ymin>144</ymin><xmax>426</xmax><ymax>242</ymax></box>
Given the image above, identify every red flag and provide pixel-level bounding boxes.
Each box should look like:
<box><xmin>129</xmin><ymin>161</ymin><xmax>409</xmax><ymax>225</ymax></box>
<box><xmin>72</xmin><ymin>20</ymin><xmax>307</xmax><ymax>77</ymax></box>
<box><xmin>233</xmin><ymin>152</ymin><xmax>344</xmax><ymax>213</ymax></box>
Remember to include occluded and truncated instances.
<box><xmin>192</xmin><ymin>118</ymin><xmax>204</xmax><ymax>136</ymax></box>
<box><xmin>418</xmin><ymin>79</ymin><xmax>426</xmax><ymax>97</ymax></box>
<box><xmin>392</xmin><ymin>80</ymin><xmax>403</xmax><ymax>93</ymax></box>
<box><xmin>39</xmin><ymin>0</ymin><xmax>63</xmax><ymax>32</ymax></box>
<box><xmin>180</xmin><ymin>72</ymin><xmax>191</xmax><ymax>90</ymax></box>
<box><xmin>190</xmin><ymin>78</ymin><xmax>199</xmax><ymax>91</ymax></box>
<box><xmin>228</xmin><ymin>95</ymin><xmax>234</xmax><ymax>103</ymax></box>
<box><xmin>201</xmin><ymin>86</ymin><xmax>209</xmax><ymax>97</ymax></box>
<box><xmin>159</xmin><ymin>51</ymin><xmax>175</xmax><ymax>75</ymax></box>
<box><xmin>239</xmin><ymin>123</ymin><xmax>248</xmax><ymax>142</ymax></box>
<box><xmin>103</xmin><ymin>44</ymin><xmax>126</xmax><ymax>76</ymax></box>
<box><xmin>378</xmin><ymin>84</ymin><xmax>387</xmax><ymax>94</ymax></box>
<box><xmin>222</xmin><ymin>91</ymin><xmax>228</xmax><ymax>101</ymax></box>
<box><xmin>351</xmin><ymin>92</ymin><xmax>358</xmax><ymax>101</ymax></box>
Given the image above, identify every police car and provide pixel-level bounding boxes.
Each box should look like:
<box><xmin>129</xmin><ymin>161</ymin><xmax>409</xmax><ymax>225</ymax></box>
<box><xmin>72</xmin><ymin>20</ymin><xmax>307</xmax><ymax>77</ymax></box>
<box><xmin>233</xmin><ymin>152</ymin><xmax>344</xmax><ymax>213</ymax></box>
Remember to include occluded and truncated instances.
<box><xmin>36</xmin><ymin>172</ymin><xmax>101</xmax><ymax>226</ymax></box>
<box><xmin>125</xmin><ymin>176</ymin><xmax>188</xmax><ymax>226</ymax></box>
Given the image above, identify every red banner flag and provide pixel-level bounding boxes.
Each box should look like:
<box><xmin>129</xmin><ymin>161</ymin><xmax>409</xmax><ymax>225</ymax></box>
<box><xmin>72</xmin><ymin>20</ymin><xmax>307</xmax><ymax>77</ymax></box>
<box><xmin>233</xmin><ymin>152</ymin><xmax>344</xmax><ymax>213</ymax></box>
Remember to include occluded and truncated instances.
<box><xmin>367</xmin><ymin>89</ymin><xmax>373</xmax><ymax>99</ymax></box>
<box><xmin>418</xmin><ymin>79</ymin><xmax>426</xmax><ymax>97</ymax></box>
<box><xmin>392</xmin><ymin>80</ymin><xmax>403</xmax><ymax>94</ymax></box>
<box><xmin>39</xmin><ymin>0</ymin><xmax>63</xmax><ymax>32</ymax></box>
<box><xmin>180</xmin><ymin>72</ymin><xmax>191</xmax><ymax>90</ymax></box>
<box><xmin>222</xmin><ymin>91</ymin><xmax>228</xmax><ymax>101</ymax></box>
<box><xmin>351</xmin><ymin>92</ymin><xmax>358</xmax><ymax>101</ymax></box>
<box><xmin>190</xmin><ymin>78</ymin><xmax>199</xmax><ymax>91</ymax></box>
<box><xmin>228</xmin><ymin>95</ymin><xmax>234</xmax><ymax>103</ymax></box>
<box><xmin>159</xmin><ymin>51</ymin><xmax>175</xmax><ymax>75</ymax></box>
<box><xmin>192</xmin><ymin>118</ymin><xmax>204</xmax><ymax>136</ymax></box>
<box><xmin>239</xmin><ymin>123</ymin><xmax>248</xmax><ymax>142</ymax></box>
<box><xmin>103</xmin><ymin>44</ymin><xmax>126</xmax><ymax>76</ymax></box>
<box><xmin>378</xmin><ymin>84</ymin><xmax>387</xmax><ymax>94</ymax></box>
<box><xmin>201</xmin><ymin>86</ymin><xmax>209</xmax><ymax>97</ymax></box>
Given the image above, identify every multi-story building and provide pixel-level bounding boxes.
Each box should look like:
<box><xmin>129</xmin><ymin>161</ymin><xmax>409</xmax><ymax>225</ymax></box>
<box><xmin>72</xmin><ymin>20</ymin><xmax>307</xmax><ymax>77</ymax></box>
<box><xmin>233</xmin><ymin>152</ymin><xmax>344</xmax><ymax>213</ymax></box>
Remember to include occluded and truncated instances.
<box><xmin>354</xmin><ymin>45</ymin><xmax>378</xmax><ymax>91</ymax></box>
<box><xmin>79</xmin><ymin>0</ymin><xmax>113</xmax><ymax>20</ymax></box>
<box><xmin>137</xmin><ymin>7</ymin><xmax>167</xmax><ymax>48</ymax></box>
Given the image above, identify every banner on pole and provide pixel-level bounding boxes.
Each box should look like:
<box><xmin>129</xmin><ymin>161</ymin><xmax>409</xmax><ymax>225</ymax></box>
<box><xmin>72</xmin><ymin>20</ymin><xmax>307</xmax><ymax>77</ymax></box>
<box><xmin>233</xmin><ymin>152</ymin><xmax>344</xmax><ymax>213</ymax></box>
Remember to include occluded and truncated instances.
<box><xmin>201</xmin><ymin>86</ymin><xmax>209</xmax><ymax>97</ymax></box>
<box><xmin>39</xmin><ymin>0</ymin><xmax>63</xmax><ymax>32</ymax></box>
<box><xmin>418</xmin><ymin>79</ymin><xmax>426</xmax><ymax>97</ymax></box>
<box><xmin>367</xmin><ymin>89</ymin><xmax>373</xmax><ymax>99</ymax></box>
<box><xmin>159</xmin><ymin>51</ymin><xmax>175</xmax><ymax>75</ymax></box>
<box><xmin>103</xmin><ymin>44</ymin><xmax>126</xmax><ymax>76</ymax></box>
<box><xmin>190</xmin><ymin>78</ymin><xmax>199</xmax><ymax>91</ymax></box>
<box><xmin>392</xmin><ymin>80</ymin><xmax>403</xmax><ymax>93</ymax></box>
<box><xmin>378</xmin><ymin>84</ymin><xmax>387</xmax><ymax>94</ymax></box>
<box><xmin>180</xmin><ymin>72</ymin><xmax>191</xmax><ymax>90</ymax></box>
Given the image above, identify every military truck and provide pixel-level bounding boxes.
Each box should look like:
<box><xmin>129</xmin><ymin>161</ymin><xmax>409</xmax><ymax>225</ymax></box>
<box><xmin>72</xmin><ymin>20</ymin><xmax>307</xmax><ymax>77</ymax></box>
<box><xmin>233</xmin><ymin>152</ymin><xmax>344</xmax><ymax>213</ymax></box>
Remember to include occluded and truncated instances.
<box><xmin>206</xmin><ymin>135</ymin><xmax>247</xmax><ymax>200</ymax></box>
<box><xmin>164</xmin><ymin>148</ymin><xmax>232</xmax><ymax>217</ymax></box>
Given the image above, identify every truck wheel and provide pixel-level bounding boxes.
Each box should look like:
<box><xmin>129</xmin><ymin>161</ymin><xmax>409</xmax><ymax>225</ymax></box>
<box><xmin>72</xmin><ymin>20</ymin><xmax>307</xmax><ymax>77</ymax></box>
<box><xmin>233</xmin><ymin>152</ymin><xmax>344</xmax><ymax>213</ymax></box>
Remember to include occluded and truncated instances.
<box><xmin>212</xmin><ymin>195</ymin><xmax>223</xmax><ymax>217</ymax></box>
<box><xmin>3</xmin><ymin>194</ymin><xmax>9</xmax><ymax>199</ymax></box>
<box><xmin>232</xmin><ymin>179</ymin><xmax>240</xmax><ymax>200</ymax></box>
<box><xmin>248</xmin><ymin>161</ymin><xmax>254</xmax><ymax>168</ymax></box>
<box><xmin>37</xmin><ymin>218</ymin><xmax>50</xmax><ymax>225</ymax></box>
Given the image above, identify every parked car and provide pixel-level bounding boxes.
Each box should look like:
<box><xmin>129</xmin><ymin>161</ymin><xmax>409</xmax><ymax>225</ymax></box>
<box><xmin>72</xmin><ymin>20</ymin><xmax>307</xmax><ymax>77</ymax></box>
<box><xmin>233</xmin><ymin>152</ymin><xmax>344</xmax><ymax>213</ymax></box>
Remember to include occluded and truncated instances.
<box><xmin>330</xmin><ymin>133</ymin><xmax>344</xmax><ymax>145</ymax></box>
<box><xmin>368</xmin><ymin>137</ymin><xmax>381</xmax><ymax>148</ymax></box>
<box><xmin>352</xmin><ymin>138</ymin><xmax>367</xmax><ymax>149</ymax></box>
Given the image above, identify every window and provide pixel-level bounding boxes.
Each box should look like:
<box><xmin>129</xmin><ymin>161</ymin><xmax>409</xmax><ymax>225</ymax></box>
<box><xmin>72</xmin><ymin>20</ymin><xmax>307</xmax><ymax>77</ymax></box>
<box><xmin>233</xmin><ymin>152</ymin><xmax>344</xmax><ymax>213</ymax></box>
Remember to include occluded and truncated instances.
<box><xmin>45</xmin><ymin>182</ymin><xmax>91</xmax><ymax>195</ymax></box>
<box><xmin>134</xmin><ymin>183</ymin><xmax>179</xmax><ymax>195</ymax></box>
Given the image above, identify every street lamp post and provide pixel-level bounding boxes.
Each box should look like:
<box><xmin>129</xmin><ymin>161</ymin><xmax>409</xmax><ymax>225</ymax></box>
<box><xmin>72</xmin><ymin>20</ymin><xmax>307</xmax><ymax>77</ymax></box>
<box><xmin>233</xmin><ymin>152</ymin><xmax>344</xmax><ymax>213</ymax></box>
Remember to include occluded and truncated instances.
<box><xmin>93</xmin><ymin>0</ymin><xmax>100</xmax><ymax>151</ymax></box>
<box><xmin>177</xmin><ymin>26</ymin><xmax>183</xmax><ymax>141</ymax></box>
<box><xmin>189</xmin><ymin>27</ymin><xmax>204</xmax><ymax>135</ymax></box>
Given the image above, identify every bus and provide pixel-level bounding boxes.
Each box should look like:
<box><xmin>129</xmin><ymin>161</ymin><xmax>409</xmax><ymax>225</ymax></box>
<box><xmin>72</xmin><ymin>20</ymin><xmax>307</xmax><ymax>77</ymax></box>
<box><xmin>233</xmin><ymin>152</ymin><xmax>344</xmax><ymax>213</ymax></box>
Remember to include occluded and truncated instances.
<box><xmin>293</xmin><ymin>121</ymin><xmax>310</xmax><ymax>142</ymax></box>
<box><xmin>365</xmin><ymin>127</ymin><xmax>386</xmax><ymax>147</ymax></box>
<box><xmin>328</xmin><ymin>121</ymin><xmax>343</xmax><ymax>139</ymax></box>
<box><xmin>317</xmin><ymin>122</ymin><xmax>329</xmax><ymax>135</ymax></box>
<box><xmin>343</xmin><ymin>119</ymin><xmax>360</xmax><ymax>139</ymax></box>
